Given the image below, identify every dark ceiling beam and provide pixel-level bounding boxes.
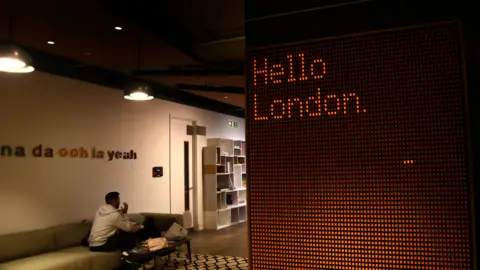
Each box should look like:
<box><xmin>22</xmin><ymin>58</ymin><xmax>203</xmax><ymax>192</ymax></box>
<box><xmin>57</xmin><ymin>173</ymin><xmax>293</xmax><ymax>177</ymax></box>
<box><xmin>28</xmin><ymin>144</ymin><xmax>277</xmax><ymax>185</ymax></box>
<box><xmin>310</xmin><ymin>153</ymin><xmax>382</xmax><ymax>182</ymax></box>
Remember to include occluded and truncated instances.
<box><xmin>171</xmin><ymin>60</ymin><xmax>245</xmax><ymax>70</ymax></box>
<box><xmin>194</xmin><ymin>35</ymin><xmax>245</xmax><ymax>47</ymax></box>
<box><xmin>178</xmin><ymin>84</ymin><xmax>244</xmax><ymax>94</ymax></box>
<box><xmin>133</xmin><ymin>69</ymin><xmax>244</xmax><ymax>77</ymax></box>
<box><xmin>99</xmin><ymin>0</ymin><xmax>208</xmax><ymax>65</ymax></box>
<box><xmin>22</xmin><ymin>44</ymin><xmax>245</xmax><ymax>117</ymax></box>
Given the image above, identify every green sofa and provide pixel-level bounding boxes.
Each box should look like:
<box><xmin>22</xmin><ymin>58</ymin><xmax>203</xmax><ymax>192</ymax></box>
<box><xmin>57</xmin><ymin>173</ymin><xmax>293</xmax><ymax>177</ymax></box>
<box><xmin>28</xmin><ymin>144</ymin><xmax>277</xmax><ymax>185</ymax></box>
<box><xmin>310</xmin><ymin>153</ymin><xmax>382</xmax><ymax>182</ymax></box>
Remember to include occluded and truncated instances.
<box><xmin>0</xmin><ymin>213</ymin><xmax>183</xmax><ymax>270</ymax></box>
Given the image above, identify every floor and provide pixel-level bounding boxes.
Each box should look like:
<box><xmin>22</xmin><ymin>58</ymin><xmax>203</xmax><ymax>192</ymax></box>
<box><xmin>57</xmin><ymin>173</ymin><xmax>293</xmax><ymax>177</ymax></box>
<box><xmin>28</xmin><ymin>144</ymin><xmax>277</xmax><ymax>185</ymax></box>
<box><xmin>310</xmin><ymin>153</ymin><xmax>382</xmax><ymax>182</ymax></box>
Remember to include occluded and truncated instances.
<box><xmin>188</xmin><ymin>223</ymin><xmax>248</xmax><ymax>258</ymax></box>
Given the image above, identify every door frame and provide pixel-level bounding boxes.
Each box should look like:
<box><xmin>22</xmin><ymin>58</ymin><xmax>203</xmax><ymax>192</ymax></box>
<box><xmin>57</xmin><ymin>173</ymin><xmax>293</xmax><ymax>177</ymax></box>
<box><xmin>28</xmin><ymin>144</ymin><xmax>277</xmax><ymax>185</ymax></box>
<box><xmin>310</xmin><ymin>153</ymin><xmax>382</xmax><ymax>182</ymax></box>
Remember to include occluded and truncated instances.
<box><xmin>168</xmin><ymin>114</ymin><xmax>199</xmax><ymax>226</ymax></box>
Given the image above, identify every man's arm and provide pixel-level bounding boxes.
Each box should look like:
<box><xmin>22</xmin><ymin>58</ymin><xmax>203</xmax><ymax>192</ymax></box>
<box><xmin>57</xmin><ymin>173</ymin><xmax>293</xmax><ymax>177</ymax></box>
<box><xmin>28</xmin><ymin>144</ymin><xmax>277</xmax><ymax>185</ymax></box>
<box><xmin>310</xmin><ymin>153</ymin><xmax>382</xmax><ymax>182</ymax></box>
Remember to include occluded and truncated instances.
<box><xmin>112</xmin><ymin>211</ymin><xmax>135</xmax><ymax>232</ymax></box>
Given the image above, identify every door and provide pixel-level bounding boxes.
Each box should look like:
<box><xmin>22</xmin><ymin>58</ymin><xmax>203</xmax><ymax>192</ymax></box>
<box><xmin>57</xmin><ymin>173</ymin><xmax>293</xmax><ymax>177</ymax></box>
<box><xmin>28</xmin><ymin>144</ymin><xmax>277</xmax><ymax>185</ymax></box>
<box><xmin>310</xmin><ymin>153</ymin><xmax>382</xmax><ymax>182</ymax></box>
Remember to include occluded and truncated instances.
<box><xmin>170</xmin><ymin>118</ymin><xmax>193</xmax><ymax>215</ymax></box>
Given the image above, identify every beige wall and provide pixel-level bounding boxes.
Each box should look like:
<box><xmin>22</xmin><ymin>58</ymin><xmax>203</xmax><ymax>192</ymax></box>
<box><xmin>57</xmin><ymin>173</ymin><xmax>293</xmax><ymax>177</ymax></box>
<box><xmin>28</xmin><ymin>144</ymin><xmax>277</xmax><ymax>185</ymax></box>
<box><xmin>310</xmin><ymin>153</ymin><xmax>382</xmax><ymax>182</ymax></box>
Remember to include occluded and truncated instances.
<box><xmin>0</xmin><ymin>72</ymin><xmax>244</xmax><ymax>234</ymax></box>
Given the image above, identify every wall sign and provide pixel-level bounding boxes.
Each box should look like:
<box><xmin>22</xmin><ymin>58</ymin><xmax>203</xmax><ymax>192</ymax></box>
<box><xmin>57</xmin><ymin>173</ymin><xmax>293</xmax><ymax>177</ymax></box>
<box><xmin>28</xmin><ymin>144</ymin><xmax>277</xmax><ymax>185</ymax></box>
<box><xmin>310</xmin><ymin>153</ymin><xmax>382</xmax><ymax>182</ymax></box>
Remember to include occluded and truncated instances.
<box><xmin>0</xmin><ymin>144</ymin><xmax>138</xmax><ymax>161</ymax></box>
<box><xmin>247</xmin><ymin>23</ymin><xmax>471</xmax><ymax>269</ymax></box>
<box><xmin>228</xmin><ymin>120</ymin><xmax>239</xmax><ymax>128</ymax></box>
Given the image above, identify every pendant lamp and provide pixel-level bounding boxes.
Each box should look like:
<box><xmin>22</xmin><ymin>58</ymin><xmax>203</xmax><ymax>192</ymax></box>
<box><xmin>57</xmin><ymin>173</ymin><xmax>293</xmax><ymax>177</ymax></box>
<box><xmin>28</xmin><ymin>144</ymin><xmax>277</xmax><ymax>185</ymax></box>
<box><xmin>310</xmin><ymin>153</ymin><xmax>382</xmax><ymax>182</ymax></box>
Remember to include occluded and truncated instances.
<box><xmin>123</xmin><ymin>30</ymin><xmax>153</xmax><ymax>101</ymax></box>
<box><xmin>124</xmin><ymin>82</ymin><xmax>154</xmax><ymax>101</ymax></box>
<box><xmin>0</xmin><ymin>0</ymin><xmax>34</xmax><ymax>73</ymax></box>
<box><xmin>0</xmin><ymin>45</ymin><xmax>35</xmax><ymax>73</ymax></box>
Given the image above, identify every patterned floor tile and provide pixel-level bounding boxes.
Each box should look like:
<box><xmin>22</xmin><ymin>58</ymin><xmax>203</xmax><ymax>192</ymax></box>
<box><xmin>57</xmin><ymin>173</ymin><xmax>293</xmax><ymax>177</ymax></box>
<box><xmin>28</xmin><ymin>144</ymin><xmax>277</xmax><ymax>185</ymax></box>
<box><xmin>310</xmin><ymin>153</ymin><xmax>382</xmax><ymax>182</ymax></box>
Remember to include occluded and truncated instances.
<box><xmin>155</xmin><ymin>252</ymin><xmax>248</xmax><ymax>270</ymax></box>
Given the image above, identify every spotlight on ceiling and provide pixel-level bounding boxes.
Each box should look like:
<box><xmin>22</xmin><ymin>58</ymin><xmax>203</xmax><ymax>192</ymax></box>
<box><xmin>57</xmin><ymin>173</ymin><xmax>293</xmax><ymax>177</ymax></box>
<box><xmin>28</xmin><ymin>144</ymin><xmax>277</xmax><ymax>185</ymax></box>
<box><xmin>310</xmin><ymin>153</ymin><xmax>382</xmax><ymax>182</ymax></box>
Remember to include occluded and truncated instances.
<box><xmin>114</xmin><ymin>26</ymin><xmax>122</xmax><ymax>31</ymax></box>
<box><xmin>124</xmin><ymin>82</ymin><xmax>154</xmax><ymax>101</ymax></box>
<box><xmin>47</xmin><ymin>41</ymin><xmax>54</xmax><ymax>45</ymax></box>
<box><xmin>0</xmin><ymin>44</ymin><xmax>34</xmax><ymax>73</ymax></box>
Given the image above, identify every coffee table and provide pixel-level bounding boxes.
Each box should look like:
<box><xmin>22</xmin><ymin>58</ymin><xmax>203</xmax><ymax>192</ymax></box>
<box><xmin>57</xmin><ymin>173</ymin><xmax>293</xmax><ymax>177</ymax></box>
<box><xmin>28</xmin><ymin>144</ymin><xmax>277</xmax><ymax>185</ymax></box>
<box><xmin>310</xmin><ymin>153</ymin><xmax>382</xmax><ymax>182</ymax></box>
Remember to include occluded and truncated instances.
<box><xmin>153</xmin><ymin>237</ymin><xmax>192</xmax><ymax>266</ymax></box>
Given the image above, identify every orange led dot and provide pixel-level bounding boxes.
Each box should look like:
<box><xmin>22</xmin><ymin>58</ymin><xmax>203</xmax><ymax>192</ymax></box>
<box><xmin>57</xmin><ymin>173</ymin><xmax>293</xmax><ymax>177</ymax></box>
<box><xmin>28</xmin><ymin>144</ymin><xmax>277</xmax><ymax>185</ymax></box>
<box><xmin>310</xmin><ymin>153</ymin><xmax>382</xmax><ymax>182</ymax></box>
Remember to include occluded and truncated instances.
<box><xmin>325</xmin><ymin>94</ymin><xmax>341</xmax><ymax>115</ymax></box>
<box><xmin>253</xmin><ymin>58</ymin><xmax>268</xmax><ymax>86</ymax></box>
<box><xmin>270</xmin><ymin>64</ymin><xmax>284</xmax><ymax>84</ymax></box>
<box><xmin>311</xmin><ymin>58</ymin><xmax>326</xmax><ymax>79</ymax></box>
<box><xmin>298</xmin><ymin>53</ymin><xmax>308</xmax><ymax>81</ymax></box>
<box><xmin>253</xmin><ymin>94</ymin><xmax>268</xmax><ymax>120</ymax></box>
<box><xmin>271</xmin><ymin>100</ymin><xmax>285</xmax><ymax>119</ymax></box>
<box><xmin>287</xmin><ymin>55</ymin><xmax>297</xmax><ymax>83</ymax></box>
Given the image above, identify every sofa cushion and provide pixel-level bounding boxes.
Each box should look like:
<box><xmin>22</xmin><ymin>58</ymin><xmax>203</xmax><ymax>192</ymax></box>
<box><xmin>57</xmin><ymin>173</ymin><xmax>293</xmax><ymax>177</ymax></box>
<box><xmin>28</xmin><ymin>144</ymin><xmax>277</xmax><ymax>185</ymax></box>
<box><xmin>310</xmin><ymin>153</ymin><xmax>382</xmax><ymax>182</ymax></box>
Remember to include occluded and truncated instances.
<box><xmin>0</xmin><ymin>246</ymin><xmax>122</xmax><ymax>270</ymax></box>
<box><xmin>58</xmin><ymin>246</ymin><xmax>121</xmax><ymax>270</ymax></box>
<box><xmin>0</xmin><ymin>249</ymin><xmax>91</xmax><ymax>270</ymax></box>
<box><xmin>89</xmin><ymin>250</ymin><xmax>122</xmax><ymax>270</ymax></box>
<box><xmin>0</xmin><ymin>228</ymin><xmax>55</xmax><ymax>263</ymax></box>
<box><xmin>51</xmin><ymin>222</ymin><xmax>91</xmax><ymax>250</ymax></box>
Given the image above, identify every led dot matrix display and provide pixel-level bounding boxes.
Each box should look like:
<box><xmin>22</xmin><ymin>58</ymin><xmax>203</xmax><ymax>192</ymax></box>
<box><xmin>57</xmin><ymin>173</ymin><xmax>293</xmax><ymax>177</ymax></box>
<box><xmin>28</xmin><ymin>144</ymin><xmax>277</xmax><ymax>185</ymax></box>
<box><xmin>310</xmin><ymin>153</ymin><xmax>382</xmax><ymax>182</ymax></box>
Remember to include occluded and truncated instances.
<box><xmin>247</xmin><ymin>23</ymin><xmax>472</xmax><ymax>269</ymax></box>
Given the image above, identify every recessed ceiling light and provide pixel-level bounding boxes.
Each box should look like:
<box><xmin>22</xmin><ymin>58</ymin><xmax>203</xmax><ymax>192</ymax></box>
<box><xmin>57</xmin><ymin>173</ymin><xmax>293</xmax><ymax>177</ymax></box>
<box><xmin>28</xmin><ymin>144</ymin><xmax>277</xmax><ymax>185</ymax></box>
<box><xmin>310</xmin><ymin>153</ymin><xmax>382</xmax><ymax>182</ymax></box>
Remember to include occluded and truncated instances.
<box><xmin>224</xmin><ymin>96</ymin><xmax>229</xmax><ymax>99</ymax></box>
<box><xmin>115</xmin><ymin>26</ymin><xmax>122</xmax><ymax>31</ymax></box>
<box><xmin>47</xmin><ymin>41</ymin><xmax>54</xmax><ymax>45</ymax></box>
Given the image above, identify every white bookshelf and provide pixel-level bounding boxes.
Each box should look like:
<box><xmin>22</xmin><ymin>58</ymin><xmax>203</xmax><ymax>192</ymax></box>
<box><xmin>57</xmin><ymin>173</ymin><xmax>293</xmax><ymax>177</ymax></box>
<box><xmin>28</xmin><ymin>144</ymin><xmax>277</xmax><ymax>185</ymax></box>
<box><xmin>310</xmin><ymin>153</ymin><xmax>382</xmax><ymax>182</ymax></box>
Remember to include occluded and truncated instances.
<box><xmin>203</xmin><ymin>138</ymin><xmax>247</xmax><ymax>230</ymax></box>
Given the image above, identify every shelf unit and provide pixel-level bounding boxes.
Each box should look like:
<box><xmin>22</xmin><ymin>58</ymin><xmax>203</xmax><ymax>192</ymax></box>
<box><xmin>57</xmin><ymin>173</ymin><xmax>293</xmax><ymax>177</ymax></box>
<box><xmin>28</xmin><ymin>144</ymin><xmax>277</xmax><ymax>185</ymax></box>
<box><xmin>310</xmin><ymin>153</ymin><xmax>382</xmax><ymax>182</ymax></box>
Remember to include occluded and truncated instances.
<box><xmin>203</xmin><ymin>138</ymin><xmax>247</xmax><ymax>230</ymax></box>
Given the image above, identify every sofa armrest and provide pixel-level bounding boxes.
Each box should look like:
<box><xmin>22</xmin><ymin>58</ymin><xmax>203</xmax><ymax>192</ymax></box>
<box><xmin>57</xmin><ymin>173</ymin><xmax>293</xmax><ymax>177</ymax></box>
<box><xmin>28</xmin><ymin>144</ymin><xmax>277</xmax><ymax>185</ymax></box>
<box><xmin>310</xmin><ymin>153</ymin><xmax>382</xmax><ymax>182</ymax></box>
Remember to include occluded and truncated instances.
<box><xmin>139</xmin><ymin>213</ymin><xmax>184</xmax><ymax>232</ymax></box>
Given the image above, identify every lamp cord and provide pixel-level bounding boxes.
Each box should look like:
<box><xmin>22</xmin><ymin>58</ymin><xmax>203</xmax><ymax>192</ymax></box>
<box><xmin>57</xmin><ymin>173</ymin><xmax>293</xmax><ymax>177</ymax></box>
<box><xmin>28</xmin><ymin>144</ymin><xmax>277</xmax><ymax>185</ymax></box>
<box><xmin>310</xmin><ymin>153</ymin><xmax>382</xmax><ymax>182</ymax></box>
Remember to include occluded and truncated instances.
<box><xmin>7</xmin><ymin>0</ymin><xmax>13</xmax><ymax>41</ymax></box>
<box><xmin>136</xmin><ymin>27</ymin><xmax>141</xmax><ymax>70</ymax></box>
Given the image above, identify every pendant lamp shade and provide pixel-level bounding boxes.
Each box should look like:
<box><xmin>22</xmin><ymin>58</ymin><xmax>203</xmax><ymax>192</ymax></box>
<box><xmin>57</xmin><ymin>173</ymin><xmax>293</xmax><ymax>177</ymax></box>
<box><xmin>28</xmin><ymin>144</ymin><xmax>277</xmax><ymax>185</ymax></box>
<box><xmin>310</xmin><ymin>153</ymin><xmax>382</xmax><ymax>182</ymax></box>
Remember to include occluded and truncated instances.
<box><xmin>0</xmin><ymin>45</ymin><xmax>34</xmax><ymax>73</ymax></box>
<box><xmin>124</xmin><ymin>82</ymin><xmax>154</xmax><ymax>101</ymax></box>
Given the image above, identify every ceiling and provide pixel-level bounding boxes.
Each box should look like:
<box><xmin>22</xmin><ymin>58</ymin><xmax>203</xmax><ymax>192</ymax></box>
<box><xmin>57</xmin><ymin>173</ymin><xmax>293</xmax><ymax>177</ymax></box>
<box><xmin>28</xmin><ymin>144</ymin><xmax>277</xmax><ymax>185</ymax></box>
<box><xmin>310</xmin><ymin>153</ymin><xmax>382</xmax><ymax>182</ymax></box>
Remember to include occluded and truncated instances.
<box><xmin>0</xmin><ymin>0</ymin><xmax>246</xmax><ymax>108</ymax></box>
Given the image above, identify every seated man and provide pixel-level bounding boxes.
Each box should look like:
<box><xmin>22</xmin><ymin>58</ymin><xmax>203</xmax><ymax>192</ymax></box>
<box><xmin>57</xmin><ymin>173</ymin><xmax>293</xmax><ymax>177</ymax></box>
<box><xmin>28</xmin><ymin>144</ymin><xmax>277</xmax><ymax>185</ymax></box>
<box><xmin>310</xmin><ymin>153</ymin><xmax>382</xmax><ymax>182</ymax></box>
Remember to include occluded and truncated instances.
<box><xmin>89</xmin><ymin>191</ymin><xmax>160</xmax><ymax>252</ymax></box>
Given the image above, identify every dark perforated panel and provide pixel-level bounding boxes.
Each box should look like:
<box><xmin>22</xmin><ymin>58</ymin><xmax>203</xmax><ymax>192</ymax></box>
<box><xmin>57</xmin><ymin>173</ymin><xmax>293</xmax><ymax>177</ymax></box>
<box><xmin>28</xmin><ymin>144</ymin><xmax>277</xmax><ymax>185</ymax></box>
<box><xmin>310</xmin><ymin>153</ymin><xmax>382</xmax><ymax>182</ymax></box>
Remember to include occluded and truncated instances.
<box><xmin>247</xmin><ymin>23</ymin><xmax>471</xmax><ymax>269</ymax></box>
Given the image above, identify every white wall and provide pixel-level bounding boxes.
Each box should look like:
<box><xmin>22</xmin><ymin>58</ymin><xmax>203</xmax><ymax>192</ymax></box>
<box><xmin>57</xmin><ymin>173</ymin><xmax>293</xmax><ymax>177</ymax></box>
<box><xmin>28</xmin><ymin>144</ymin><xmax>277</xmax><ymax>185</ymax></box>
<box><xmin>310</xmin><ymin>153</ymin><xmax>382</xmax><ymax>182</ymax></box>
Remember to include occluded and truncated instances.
<box><xmin>0</xmin><ymin>71</ymin><xmax>244</xmax><ymax>234</ymax></box>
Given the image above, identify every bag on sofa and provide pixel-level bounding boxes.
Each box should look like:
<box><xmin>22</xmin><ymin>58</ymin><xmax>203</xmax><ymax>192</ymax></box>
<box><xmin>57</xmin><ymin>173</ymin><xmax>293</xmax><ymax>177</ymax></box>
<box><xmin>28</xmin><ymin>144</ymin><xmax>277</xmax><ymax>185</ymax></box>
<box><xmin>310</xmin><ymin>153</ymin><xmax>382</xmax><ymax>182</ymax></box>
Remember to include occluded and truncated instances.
<box><xmin>164</xmin><ymin>222</ymin><xmax>188</xmax><ymax>240</ymax></box>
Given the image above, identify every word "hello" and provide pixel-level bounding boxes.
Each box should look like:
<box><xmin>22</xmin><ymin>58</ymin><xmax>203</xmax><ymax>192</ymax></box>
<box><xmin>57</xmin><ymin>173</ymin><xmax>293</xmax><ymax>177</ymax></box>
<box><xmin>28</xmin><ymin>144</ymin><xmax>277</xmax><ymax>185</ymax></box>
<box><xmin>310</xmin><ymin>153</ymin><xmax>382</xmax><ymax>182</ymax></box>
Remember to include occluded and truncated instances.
<box><xmin>253</xmin><ymin>53</ymin><xmax>326</xmax><ymax>86</ymax></box>
<box><xmin>253</xmin><ymin>88</ymin><xmax>367</xmax><ymax>121</ymax></box>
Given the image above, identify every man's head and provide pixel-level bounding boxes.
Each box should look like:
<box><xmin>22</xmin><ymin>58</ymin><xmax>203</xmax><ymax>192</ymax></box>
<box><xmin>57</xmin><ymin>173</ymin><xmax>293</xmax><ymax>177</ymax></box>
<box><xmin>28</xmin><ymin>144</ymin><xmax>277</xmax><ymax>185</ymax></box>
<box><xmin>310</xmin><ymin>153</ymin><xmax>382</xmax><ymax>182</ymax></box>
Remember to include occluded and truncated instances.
<box><xmin>105</xmin><ymin>191</ymin><xmax>120</xmax><ymax>209</ymax></box>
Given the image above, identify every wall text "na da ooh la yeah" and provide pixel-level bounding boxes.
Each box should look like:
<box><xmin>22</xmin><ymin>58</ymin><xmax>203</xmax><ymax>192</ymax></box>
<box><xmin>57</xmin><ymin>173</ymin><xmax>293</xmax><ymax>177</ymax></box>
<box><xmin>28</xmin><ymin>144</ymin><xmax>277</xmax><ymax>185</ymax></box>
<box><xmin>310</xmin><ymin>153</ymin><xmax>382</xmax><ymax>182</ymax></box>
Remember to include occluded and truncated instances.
<box><xmin>251</xmin><ymin>53</ymin><xmax>366</xmax><ymax>120</ymax></box>
<box><xmin>0</xmin><ymin>144</ymin><xmax>137</xmax><ymax>161</ymax></box>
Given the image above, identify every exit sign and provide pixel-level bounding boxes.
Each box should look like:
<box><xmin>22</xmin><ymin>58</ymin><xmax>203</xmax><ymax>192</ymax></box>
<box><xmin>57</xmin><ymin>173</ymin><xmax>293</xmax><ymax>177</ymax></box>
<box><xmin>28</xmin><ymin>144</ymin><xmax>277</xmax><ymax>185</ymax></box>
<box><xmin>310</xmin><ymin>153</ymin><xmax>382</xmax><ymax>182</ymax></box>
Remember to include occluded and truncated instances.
<box><xmin>228</xmin><ymin>120</ymin><xmax>238</xmax><ymax>128</ymax></box>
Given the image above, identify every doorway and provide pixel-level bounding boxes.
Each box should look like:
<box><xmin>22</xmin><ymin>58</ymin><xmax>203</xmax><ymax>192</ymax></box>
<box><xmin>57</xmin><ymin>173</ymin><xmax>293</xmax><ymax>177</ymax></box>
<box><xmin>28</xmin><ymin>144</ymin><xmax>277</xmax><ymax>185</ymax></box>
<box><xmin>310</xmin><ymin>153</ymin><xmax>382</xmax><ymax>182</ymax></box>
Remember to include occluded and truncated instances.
<box><xmin>183</xmin><ymin>140</ymin><xmax>190</xmax><ymax>213</ymax></box>
<box><xmin>169</xmin><ymin>117</ymin><xmax>193</xmax><ymax>215</ymax></box>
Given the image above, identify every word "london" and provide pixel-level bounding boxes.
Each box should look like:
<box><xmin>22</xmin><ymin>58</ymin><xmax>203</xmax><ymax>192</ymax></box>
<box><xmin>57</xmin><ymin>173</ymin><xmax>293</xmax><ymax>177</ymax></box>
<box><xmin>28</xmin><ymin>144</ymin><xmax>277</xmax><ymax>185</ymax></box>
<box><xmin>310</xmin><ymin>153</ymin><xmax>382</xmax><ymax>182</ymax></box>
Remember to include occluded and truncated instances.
<box><xmin>253</xmin><ymin>89</ymin><xmax>366</xmax><ymax>120</ymax></box>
